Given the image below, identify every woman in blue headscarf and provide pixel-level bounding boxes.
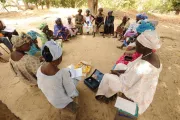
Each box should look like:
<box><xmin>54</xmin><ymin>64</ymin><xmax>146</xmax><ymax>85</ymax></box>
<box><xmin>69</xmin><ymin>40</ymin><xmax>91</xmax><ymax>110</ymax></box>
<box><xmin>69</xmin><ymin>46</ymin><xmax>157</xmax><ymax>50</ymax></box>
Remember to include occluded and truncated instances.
<box><xmin>118</xmin><ymin>20</ymin><xmax>155</xmax><ymax>50</ymax></box>
<box><xmin>54</xmin><ymin>18</ymin><xmax>70</xmax><ymax>41</ymax></box>
<box><xmin>27</xmin><ymin>30</ymin><xmax>41</xmax><ymax>56</ymax></box>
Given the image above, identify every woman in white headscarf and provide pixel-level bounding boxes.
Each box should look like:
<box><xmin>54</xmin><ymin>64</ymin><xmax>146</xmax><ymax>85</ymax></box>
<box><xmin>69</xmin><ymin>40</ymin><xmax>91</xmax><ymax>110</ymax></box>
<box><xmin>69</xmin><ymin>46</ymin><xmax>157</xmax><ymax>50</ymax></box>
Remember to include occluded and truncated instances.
<box><xmin>96</xmin><ymin>30</ymin><xmax>162</xmax><ymax>114</ymax></box>
<box><xmin>36</xmin><ymin>40</ymin><xmax>79</xmax><ymax>113</ymax></box>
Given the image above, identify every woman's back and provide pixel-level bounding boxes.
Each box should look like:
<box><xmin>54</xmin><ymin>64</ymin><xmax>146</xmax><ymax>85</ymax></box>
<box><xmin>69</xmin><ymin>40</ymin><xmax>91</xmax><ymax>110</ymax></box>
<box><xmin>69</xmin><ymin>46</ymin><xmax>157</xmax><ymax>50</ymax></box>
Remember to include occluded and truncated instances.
<box><xmin>10</xmin><ymin>54</ymin><xmax>40</xmax><ymax>85</ymax></box>
<box><xmin>37</xmin><ymin>67</ymin><xmax>78</xmax><ymax>109</ymax></box>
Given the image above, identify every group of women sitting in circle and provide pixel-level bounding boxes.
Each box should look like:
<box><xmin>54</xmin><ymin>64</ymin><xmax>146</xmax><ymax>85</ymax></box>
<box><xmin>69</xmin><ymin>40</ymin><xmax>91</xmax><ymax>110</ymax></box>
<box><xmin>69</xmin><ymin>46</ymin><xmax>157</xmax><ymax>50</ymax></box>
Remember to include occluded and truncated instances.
<box><xmin>1</xmin><ymin>8</ymin><xmax>162</xmax><ymax>116</ymax></box>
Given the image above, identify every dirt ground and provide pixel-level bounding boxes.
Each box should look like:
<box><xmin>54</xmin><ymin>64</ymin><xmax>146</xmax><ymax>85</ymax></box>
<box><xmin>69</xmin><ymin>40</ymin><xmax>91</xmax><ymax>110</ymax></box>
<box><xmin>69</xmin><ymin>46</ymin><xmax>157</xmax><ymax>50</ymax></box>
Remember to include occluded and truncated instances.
<box><xmin>0</xmin><ymin>8</ymin><xmax>180</xmax><ymax>120</ymax></box>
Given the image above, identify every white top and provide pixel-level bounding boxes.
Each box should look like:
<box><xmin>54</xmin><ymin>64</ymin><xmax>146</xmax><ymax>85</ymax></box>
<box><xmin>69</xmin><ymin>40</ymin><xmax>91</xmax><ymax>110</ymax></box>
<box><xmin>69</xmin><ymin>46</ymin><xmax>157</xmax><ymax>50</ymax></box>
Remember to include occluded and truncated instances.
<box><xmin>37</xmin><ymin>67</ymin><xmax>79</xmax><ymax>108</ymax></box>
<box><xmin>96</xmin><ymin>56</ymin><xmax>162</xmax><ymax>114</ymax></box>
<box><xmin>126</xmin><ymin>22</ymin><xmax>139</xmax><ymax>33</ymax></box>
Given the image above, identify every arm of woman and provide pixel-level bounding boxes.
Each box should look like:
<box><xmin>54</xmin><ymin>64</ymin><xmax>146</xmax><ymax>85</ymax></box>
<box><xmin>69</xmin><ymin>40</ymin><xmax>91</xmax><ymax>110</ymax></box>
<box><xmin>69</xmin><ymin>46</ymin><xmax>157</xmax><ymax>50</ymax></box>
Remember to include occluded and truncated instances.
<box><xmin>62</xmin><ymin>69</ymin><xmax>79</xmax><ymax>98</ymax></box>
<box><xmin>54</xmin><ymin>25</ymin><xmax>60</xmax><ymax>37</ymax></box>
<box><xmin>111</xmin><ymin>70</ymin><xmax>126</xmax><ymax>76</ymax></box>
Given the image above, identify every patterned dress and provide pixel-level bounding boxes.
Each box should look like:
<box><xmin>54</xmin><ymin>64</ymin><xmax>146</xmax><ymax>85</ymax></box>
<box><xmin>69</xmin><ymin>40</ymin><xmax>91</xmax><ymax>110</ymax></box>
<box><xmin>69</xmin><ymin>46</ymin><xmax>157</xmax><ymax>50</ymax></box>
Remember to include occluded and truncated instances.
<box><xmin>75</xmin><ymin>14</ymin><xmax>84</xmax><ymax>34</ymax></box>
<box><xmin>9</xmin><ymin>55</ymin><xmax>41</xmax><ymax>85</ymax></box>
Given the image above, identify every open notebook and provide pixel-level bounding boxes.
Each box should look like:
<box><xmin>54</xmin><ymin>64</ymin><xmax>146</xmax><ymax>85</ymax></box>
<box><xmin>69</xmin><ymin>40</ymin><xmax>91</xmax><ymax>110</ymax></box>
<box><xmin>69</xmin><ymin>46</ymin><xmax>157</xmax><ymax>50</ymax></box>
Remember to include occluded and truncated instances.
<box><xmin>68</xmin><ymin>65</ymin><xmax>82</xmax><ymax>80</ymax></box>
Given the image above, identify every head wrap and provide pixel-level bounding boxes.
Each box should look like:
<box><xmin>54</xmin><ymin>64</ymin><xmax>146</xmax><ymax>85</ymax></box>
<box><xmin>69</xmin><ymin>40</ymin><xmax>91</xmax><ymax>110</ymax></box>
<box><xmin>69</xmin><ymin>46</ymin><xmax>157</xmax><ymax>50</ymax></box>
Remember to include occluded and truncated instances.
<box><xmin>78</xmin><ymin>9</ymin><xmax>82</xmax><ymax>12</ymax></box>
<box><xmin>141</xmin><ymin>13</ymin><xmax>148</xmax><ymax>20</ymax></box>
<box><xmin>108</xmin><ymin>11</ymin><xmax>113</xmax><ymax>14</ymax></box>
<box><xmin>12</xmin><ymin>32</ymin><xmax>31</xmax><ymax>48</ymax></box>
<box><xmin>98</xmin><ymin>8</ymin><xmax>103</xmax><ymax>12</ymax></box>
<box><xmin>137</xmin><ymin>30</ymin><xmax>161</xmax><ymax>49</ymax></box>
<box><xmin>86</xmin><ymin>9</ymin><xmax>90</xmax><ymax>13</ymax></box>
<box><xmin>136</xmin><ymin>13</ymin><xmax>148</xmax><ymax>20</ymax></box>
<box><xmin>27</xmin><ymin>30</ymin><xmax>40</xmax><ymax>41</ymax></box>
<box><xmin>38</xmin><ymin>22</ymin><xmax>47</xmax><ymax>30</ymax></box>
<box><xmin>67</xmin><ymin>16</ymin><xmax>72</xmax><ymax>20</ymax></box>
<box><xmin>136</xmin><ymin>14</ymin><xmax>142</xmax><ymax>19</ymax></box>
<box><xmin>55</xmin><ymin>18</ymin><xmax>61</xmax><ymax>23</ymax></box>
<box><xmin>136</xmin><ymin>20</ymin><xmax>155</xmax><ymax>33</ymax></box>
<box><xmin>42</xmin><ymin>40</ymin><xmax>62</xmax><ymax>61</ymax></box>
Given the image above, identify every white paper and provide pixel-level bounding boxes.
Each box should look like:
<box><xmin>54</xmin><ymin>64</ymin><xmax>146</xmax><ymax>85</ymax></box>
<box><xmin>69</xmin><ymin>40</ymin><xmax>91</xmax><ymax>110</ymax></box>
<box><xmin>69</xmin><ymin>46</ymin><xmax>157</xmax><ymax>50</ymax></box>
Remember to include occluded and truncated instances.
<box><xmin>114</xmin><ymin>97</ymin><xmax>136</xmax><ymax>115</ymax></box>
<box><xmin>70</xmin><ymin>68</ymin><xmax>82</xmax><ymax>78</ymax></box>
<box><xmin>2</xmin><ymin>27</ymin><xmax>15</xmax><ymax>33</ymax></box>
<box><xmin>68</xmin><ymin>65</ymin><xmax>82</xmax><ymax>80</ymax></box>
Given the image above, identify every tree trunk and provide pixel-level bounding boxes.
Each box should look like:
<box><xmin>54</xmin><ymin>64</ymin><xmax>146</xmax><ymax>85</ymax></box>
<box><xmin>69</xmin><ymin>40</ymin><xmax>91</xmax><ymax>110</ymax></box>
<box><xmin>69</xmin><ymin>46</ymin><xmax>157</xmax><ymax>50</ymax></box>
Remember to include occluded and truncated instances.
<box><xmin>35</xmin><ymin>2</ymin><xmax>38</xmax><ymax>9</ymax></box>
<box><xmin>94</xmin><ymin>0</ymin><xmax>98</xmax><ymax>14</ymax></box>
<box><xmin>88</xmin><ymin>0</ymin><xmax>98</xmax><ymax>15</ymax></box>
<box><xmin>23</xmin><ymin>0</ymin><xmax>30</xmax><ymax>10</ymax></box>
<box><xmin>15</xmin><ymin>0</ymin><xmax>24</xmax><ymax>10</ymax></box>
<box><xmin>45</xmin><ymin>0</ymin><xmax>50</xmax><ymax>9</ymax></box>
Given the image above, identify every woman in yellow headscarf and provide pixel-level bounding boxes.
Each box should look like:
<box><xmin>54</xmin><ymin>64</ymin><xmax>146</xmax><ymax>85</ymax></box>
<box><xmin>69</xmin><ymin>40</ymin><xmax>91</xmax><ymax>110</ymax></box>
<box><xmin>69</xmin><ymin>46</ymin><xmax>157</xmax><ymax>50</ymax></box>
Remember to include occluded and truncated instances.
<box><xmin>9</xmin><ymin>33</ymin><xmax>42</xmax><ymax>86</ymax></box>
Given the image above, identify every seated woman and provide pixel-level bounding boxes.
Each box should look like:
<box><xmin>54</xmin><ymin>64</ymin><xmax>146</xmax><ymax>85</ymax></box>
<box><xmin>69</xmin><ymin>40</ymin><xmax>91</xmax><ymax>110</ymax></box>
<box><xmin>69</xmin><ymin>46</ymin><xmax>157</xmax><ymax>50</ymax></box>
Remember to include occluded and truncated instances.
<box><xmin>54</xmin><ymin>18</ymin><xmax>70</xmax><ymax>41</ymax></box>
<box><xmin>27</xmin><ymin>30</ymin><xmax>41</xmax><ymax>56</ymax></box>
<box><xmin>113</xmin><ymin>16</ymin><xmax>130</xmax><ymax>39</ymax></box>
<box><xmin>37</xmin><ymin>40</ymin><xmax>79</xmax><ymax>113</ymax></box>
<box><xmin>118</xmin><ymin>20</ymin><xmax>155</xmax><ymax>50</ymax></box>
<box><xmin>38</xmin><ymin>23</ymin><xmax>51</xmax><ymax>45</ymax></box>
<box><xmin>0</xmin><ymin>20</ymin><xmax>19</xmax><ymax>43</ymax></box>
<box><xmin>96</xmin><ymin>30</ymin><xmax>162</xmax><ymax>114</ymax></box>
<box><xmin>75</xmin><ymin>9</ymin><xmax>84</xmax><ymax>35</ymax></box>
<box><xmin>104</xmin><ymin>11</ymin><xmax>114</xmax><ymax>36</ymax></box>
<box><xmin>93</xmin><ymin>8</ymin><xmax>105</xmax><ymax>37</ymax></box>
<box><xmin>117</xmin><ymin>13</ymin><xmax>147</xmax><ymax>44</ymax></box>
<box><xmin>84</xmin><ymin>9</ymin><xmax>95</xmax><ymax>35</ymax></box>
<box><xmin>9</xmin><ymin>33</ymin><xmax>42</xmax><ymax>86</ymax></box>
<box><xmin>66</xmin><ymin>17</ymin><xmax>78</xmax><ymax>37</ymax></box>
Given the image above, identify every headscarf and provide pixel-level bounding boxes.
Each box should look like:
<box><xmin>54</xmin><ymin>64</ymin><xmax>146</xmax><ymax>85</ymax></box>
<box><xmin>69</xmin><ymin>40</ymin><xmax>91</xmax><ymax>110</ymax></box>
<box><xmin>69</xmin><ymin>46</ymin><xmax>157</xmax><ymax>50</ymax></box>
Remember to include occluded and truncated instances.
<box><xmin>42</xmin><ymin>40</ymin><xmax>62</xmax><ymax>61</ymax></box>
<box><xmin>55</xmin><ymin>18</ymin><xmax>61</xmax><ymax>23</ymax></box>
<box><xmin>136</xmin><ymin>20</ymin><xmax>155</xmax><ymax>33</ymax></box>
<box><xmin>137</xmin><ymin>30</ymin><xmax>161</xmax><ymax>49</ymax></box>
<box><xmin>27</xmin><ymin>30</ymin><xmax>40</xmax><ymax>41</ymax></box>
<box><xmin>67</xmin><ymin>16</ymin><xmax>72</xmax><ymax>20</ymax></box>
<box><xmin>136</xmin><ymin>13</ymin><xmax>148</xmax><ymax>20</ymax></box>
<box><xmin>78</xmin><ymin>9</ymin><xmax>82</xmax><ymax>12</ymax></box>
<box><xmin>141</xmin><ymin>13</ymin><xmax>148</xmax><ymax>20</ymax></box>
<box><xmin>38</xmin><ymin>22</ymin><xmax>47</xmax><ymax>30</ymax></box>
<box><xmin>86</xmin><ymin>9</ymin><xmax>90</xmax><ymax>13</ymax></box>
<box><xmin>12</xmin><ymin>32</ymin><xmax>31</xmax><ymax>48</ymax></box>
<box><xmin>108</xmin><ymin>11</ymin><xmax>113</xmax><ymax>14</ymax></box>
<box><xmin>136</xmin><ymin>14</ymin><xmax>142</xmax><ymax>19</ymax></box>
<box><xmin>98</xmin><ymin>8</ymin><xmax>103</xmax><ymax>12</ymax></box>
